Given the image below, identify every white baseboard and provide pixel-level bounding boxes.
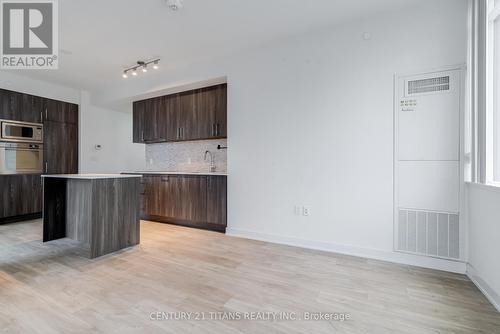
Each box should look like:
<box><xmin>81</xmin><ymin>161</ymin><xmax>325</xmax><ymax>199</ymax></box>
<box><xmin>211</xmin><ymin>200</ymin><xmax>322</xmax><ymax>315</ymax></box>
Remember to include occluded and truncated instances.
<box><xmin>467</xmin><ymin>264</ymin><xmax>500</xmax><ymax>312</ymax></box>
<box><xmin>226</xmin><ymin>228</ymin><xmax>467</xmax><ymax>274</ymax></box>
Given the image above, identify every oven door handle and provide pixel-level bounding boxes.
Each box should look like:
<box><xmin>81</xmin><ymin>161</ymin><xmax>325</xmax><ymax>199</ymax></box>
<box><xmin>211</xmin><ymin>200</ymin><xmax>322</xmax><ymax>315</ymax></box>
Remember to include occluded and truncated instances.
<box><xmin>4</xmin><ymin>148</ymin><xmax>42</xmax><ymax>152</ymax></box>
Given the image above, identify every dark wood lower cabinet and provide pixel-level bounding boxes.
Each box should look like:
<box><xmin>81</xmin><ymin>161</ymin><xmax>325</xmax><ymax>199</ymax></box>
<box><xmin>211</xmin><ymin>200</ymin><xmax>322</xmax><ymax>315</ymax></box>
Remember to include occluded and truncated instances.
<box><xmin>206</xmin><ymin>176</ymin><xmax>227</xmax><ymax>226</ymax></box>
<box><xmin>0</xmin><ymin>174</ymin><xmax>42</xmax><ymax>223</ymax></box>
<box><xmin>140</xmin><ymin>174</ymin><xmax>227</xmax><ymax>232</ymax></box>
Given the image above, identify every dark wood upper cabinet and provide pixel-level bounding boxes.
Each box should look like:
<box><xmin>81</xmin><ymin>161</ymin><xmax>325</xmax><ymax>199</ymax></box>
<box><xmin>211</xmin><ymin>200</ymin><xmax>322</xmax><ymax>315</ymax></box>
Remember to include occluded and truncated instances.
<box><xmin>196</xmin><ymin>84</ymin><xmax>227</xmax><ymax>139</ymax></box>
<box><xmin>178</xmin><ymin>91</ymin><xmax>199</xmax><ymax>141</ymax></box>
<box><xmin>0</xmin><ymin>89</ymin><xmax>45</xmax><ymax>123</ymax></box>
<box><xmin>0</xmin><ymin>89</ymin><xmax>78</xmax><ymax>125</ymax></box>
<box><xmin>44</xmin><ymin>99</ymin><xmax>78</xmax><ymax>124</ymax></box>
<box><xmin>133</xmin><ymin>98</ymin><xmax>168</xmax><ymax>143</ymax></box>
<box><xmin>147</xmin><ymin>97</ymin><xmax>167</xmax><ymax>142</ymax></box>
<box><xmin>43</xmin><ymin>121</ymin><xmax>78</xmax><ymax>174</ymax></box>
<box><xmin>164</xmin><ymin>94</ymin><xmax>180</xmax><ymax>142</ymax></box>
<box><xmin>132</xmin><ymin>100</ymin><xmax>146</xmax><ymax>143</ymax></box>
<box><xmin>132</xmin><ymin>84</ymin><xmax>227</xmax><ymax>143</ymax></box>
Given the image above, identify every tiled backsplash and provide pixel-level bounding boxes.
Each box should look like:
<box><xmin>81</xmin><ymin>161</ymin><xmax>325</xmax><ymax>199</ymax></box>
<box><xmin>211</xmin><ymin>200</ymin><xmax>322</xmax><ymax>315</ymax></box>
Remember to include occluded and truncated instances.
<box><xmin>145</xmin><ymin>139</ymin><xmax>227</xmax><ymax>173</ymax></box>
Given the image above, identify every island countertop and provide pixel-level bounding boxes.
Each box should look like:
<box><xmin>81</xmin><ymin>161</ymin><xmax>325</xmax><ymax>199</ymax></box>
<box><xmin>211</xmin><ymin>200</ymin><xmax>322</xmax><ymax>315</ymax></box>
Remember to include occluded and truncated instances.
<box><xmin>123</xmin><ymin>171</ymin><xmax>228</xmax><ymax>176</ymax></box>
<box><xmin>42</xmin><ymin>174</ymin><xmax>143</xmax><ymax>179</ymax></box>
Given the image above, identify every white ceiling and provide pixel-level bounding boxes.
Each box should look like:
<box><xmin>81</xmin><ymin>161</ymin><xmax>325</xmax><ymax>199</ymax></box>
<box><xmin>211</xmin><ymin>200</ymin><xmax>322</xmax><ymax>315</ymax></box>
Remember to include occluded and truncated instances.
<box><xmin>2</xmin><ymin>0</ymin><xmax>424</xmax><ymax>93</ymax></box>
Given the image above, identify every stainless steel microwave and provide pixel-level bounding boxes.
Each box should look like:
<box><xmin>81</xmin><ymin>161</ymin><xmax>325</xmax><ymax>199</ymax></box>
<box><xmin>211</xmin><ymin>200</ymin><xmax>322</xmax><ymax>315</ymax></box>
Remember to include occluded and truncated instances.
<box><xmin>0</xmin><ymin>119</ymin><xmax>43</xmax><ymax>143</ymax></box>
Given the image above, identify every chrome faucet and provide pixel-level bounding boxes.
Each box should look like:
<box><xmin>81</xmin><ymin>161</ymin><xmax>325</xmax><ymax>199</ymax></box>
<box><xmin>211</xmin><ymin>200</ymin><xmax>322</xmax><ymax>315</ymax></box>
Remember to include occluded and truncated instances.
<box><xmin>204</xmin><ymin>150</ymin><xmax>216</xmax><ymax>172</ymax></box>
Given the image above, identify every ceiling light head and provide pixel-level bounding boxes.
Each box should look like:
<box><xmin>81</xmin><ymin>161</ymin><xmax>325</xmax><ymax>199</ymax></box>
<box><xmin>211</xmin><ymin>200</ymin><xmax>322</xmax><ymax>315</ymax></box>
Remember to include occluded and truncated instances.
<box><xmin>166</xmin><ymin>0</ymin><xmax>183</xmax><ymax>11</ymax></box>
<box><xmin>123</xmin><ymin>59</ymin><xmax>160</xmax><ymax>78</ymax></box>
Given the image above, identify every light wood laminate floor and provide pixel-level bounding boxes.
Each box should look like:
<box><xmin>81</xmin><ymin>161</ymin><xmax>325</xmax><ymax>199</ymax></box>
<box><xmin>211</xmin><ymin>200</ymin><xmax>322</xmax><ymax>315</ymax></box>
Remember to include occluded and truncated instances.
<box><xmin>0</xmin><ymin>220</ymin><xmax>499</xmax><ymax>334</ymax></box>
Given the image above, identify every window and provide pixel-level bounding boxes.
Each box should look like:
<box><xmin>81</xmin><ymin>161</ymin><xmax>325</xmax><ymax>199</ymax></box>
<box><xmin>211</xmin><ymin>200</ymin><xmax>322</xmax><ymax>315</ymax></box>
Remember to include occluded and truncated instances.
<box><xmin>486</xmin><ymin>0</ymin><xmax>500</xmax><ymax>183</ymax></box>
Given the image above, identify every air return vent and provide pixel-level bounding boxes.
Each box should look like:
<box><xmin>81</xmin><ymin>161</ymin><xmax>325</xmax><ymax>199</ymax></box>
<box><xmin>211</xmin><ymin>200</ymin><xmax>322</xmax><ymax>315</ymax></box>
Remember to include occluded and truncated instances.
<box><xmin>397</xmin><ymin>208</ymin><xmax>459</xmax><ymax>259</ymax></box>
<box><xmin>407</xmin><ymin>76</ymin><xmax>450</xmax><ymax>95</ymax></box>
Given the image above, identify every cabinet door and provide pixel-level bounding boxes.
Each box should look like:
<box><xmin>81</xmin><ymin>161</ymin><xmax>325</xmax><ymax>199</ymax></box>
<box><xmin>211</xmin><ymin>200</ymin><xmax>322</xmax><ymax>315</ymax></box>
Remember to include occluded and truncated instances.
<box><xmin>143</xmin><ymin>97</ymin><xmax>167</xmax><ymax>143</ymax></box>
<box><xmin>176</xmin><ymin>175</ymin><xmax>207</xmax><ymax>222</ymax></box>
<box><xmin>178</xmin><ymin>91</ymin><xmax>199</xmax><ymax>141</ymax></box>
<box><xmin>0</xmin><ymin>175</ymin><xmax>41</xmax><ymax>218</ymax></box>
<box><xmin>196</xmin><ymin>87</ymin><xmax>217</xmax><ymax>139</ymax></box>
<box><xmin>44</xmin><ymin>99</ymin><xmax>78</xmax><ymax>124</ymax></box>
<box><xmin>25</xmin><ymin>95</ymin><xmax>45</xmax><ymax>123</ymax></box>
<box><xmin>0</xmin><ymin>90</ymin><xmax>22</xmax><ymax>121</ymax></box>
<box><xmin>206</xmin><ymin>176</ymin><xmax>227</xmax><ymax>226</ymax></box>
<box><xmin>44</xmin><ymin>121</ymin><xmax>78</xmax><ymax>174</ymax></box>
<box><xmin>164</xmin><ymin>94</ymin><xmax>180</xmax><ymax>142</ymax></box>
<box><xmin>0</xmin><ymin>90</ymin><xmax>10</xmax><ymax>120</ymax></box>
<box><xmin>11</xmin><ymin>175</ymin><xmax>33</xmax><ymax>216</ymax></box>
<box><xmin>29</xmin><ymin>174</ymin><xmax>43</xmax><ymax>214</ymax></box>
<box><xmin>196</xmin><ymin>84</ymin><xmax>227</xmax><ymax>139</ymax></box>
<box><xmin>214</xmin><ymin>84</ymin><xmax>227</xmax><ymax>137</ymax></box>
<box><xmin>142</xmin><ymin>99</ymin><xmax>156</xmax><ymax>142</ymax></box>
<box><xmin>0</xmin><ymin>176</ymin><xmax>13</xmax><ymax>218</ymax></box>
<box><xmin>154</xmin><ymin>175</ymin><xmax>207</xmax><ymax>221</ymax></box>
<box><xmin>15</xmin><ymin>94</ymin><xmax>44</xmax><ymax>123</ymax></box>
<box><xmin>133</xmin><ymin>100</ymin><xmax>146</xmax><ymax>143</ymax></box>
<box><xmin>0</xmin><ymin>90</ymin><xmax>47</xmax><ymax>123</ymax></box>
<box><xmin>142</xmin><ymin>175</ymin><xmax>158</xmax><ymax>217</ymax></box>
<box><xmin>133</xmin><ymin>98</ymin><xmax>168</xmax><ymax>143</ymax></box>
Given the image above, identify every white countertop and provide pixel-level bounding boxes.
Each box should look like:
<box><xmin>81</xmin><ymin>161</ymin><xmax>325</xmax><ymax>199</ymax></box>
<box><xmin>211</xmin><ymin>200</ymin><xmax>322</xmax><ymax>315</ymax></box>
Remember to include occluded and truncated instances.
<box><xmin>42</xmin><ymin>174</ymin><xmax>143</xmax><ymax>179</ymax></box>
<box><xmin>125</xmin><ymin>171</ymin><xmax>228</xmax><ymax>176</ymax></box>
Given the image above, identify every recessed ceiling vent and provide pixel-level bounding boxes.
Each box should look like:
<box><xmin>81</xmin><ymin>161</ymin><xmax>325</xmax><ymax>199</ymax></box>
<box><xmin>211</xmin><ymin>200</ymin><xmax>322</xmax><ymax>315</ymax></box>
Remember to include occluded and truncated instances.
<box><xmin>407</xmin><ymin>76</ymin><xmax>450</xmax><ymax>95</ymax></box>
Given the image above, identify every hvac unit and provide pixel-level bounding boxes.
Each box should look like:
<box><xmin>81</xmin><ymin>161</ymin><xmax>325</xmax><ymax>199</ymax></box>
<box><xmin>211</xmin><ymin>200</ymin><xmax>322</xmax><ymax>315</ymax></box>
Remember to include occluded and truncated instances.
<box><xmin>394</xmin><ymin>67</ymin><xmax>464</xmax><ymax>261</ymax></box>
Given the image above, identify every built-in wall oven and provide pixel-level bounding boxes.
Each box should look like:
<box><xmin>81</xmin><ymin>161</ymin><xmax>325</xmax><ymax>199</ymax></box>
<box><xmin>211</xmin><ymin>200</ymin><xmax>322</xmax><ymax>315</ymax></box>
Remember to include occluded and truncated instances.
<box><xmin>0</xmin><ymin>120</ymin><xmax>43</xmax><ymax>174</ymax></box>
<box><xmin>0</xmin><ymin>142</ymin><xmax>43</xmax><ymax>174</ymax></box>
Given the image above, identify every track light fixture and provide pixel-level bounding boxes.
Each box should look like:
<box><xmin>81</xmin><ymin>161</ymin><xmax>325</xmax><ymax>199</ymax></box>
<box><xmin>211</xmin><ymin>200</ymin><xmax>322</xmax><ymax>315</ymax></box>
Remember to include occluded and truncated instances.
<box><xmin>122</xmin><ymin>58</ymin><xmax>160</xmax><ymax>79</ymax></box>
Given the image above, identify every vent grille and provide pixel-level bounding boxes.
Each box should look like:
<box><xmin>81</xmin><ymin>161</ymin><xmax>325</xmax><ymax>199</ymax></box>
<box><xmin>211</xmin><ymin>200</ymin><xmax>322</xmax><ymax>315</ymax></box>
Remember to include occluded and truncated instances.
<box><xmin>397</xmin><ymin>208</ymin><xmax>459</xmax><ymax>259</ymax></box>
<box><xmin>407</xmin><ymin>76</ymin><xmax>450</xmax><ymax>95</ymax></box>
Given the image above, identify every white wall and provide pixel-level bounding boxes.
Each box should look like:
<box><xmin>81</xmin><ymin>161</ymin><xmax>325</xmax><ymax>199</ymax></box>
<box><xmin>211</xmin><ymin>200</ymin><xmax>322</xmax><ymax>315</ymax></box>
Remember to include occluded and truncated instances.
<box><xmin>90</xmin><ymin>0</ymin><xmax>469</xmax><ymax>272</ymax></box>
<box><xmin>0</xmin><ymin>72</ymin><xmax>80</xmax><ymax>104</ymax></box>
<box><xmin>467</xmin><ymin>184</ymin><xmax>500</xmax><ymax>310</ymax></box>
<box><xmin>79</xmin><ymin>91</ymin><xmax>145</xmax><ymax>173</ymax></box>
<box><xmin>226</xmin><ymin>0</ymin><xmax>467</xmax><ymax>270</ymax></box>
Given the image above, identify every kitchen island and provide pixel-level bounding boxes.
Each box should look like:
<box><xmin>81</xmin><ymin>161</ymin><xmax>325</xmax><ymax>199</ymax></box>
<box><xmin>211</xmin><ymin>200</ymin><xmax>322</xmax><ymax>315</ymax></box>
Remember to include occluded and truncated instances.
<box><xmin>42</xmin><ymin>174</ymin><xmax>142</xmax><ymax>258</ymax></box>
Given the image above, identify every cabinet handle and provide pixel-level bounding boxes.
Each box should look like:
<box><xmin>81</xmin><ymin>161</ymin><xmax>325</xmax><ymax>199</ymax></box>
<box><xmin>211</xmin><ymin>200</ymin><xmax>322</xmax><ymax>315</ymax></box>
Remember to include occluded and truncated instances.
<box><xmin>177</xmin><ymin>128</ymin><xmax>180</xmax><ymax>139</ymax></box>
<box><xmin>141</xmin><ymin>131</ymin><xmax>144</xmax><ymax>142</ymax></box>
<box><xmin>45</xmin><ymin>108</ymin><xmax>47</xmax><ymax>119</ymax></box>
<box><xmin>40</xmin><ymin>111</ymin><xmax>43</xmax><ymax>121</ymax></box>
<box><xmin>216</xmin><ymin>123</ymin><xmax>219</xmax><ymax>136</ymax></box>
<box><xmin>45</xmin><ymin>162</ymin><xmax>48</xmax><ymax>173</ymax></box>
<box><xmin>180</xmin><ymin>127</ymin><xmax>184</xmax><ymax>139</ymax></box>
<box><xmin>211</xmin><ymin>123</ymin><xmax>215</xmax><ymax>136</ymax></box>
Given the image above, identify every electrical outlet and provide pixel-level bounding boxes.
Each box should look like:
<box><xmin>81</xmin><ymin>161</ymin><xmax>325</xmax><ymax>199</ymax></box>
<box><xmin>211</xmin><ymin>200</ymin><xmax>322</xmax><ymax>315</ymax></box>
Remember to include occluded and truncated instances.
<box><xmin>302</xmin><ymin>206</ymin><xmax>311</xmax><ymax>216</ymax></box>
